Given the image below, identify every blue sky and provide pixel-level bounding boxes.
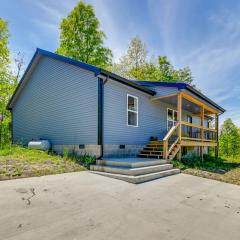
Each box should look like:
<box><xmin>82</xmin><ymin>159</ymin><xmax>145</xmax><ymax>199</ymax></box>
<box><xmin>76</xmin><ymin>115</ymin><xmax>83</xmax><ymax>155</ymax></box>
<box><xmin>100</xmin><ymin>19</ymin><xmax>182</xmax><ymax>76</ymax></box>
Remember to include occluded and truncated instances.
<box><xmin>1</xmin><ymin>0</ymin><xmax>240</xmax><ymax>125</ymax></box>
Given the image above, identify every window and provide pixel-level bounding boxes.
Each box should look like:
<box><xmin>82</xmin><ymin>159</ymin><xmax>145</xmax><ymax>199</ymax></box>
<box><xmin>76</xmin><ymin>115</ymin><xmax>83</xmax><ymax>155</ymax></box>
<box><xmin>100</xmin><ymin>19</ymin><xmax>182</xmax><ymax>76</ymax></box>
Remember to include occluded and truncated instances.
<box><xmin>167</xmin><ymin>108</ymin><xmax>178</xmax><ymax>130</ymax></box>
<box><xmin>127</xmin><ymin>94</ymin><xmax>138</xmax><ymax>127</ymax></box>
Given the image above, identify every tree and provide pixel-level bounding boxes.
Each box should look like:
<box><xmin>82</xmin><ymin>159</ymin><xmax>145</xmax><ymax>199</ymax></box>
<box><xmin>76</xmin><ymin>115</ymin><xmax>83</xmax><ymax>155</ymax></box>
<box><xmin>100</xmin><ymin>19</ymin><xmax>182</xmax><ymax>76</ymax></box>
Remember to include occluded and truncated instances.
<box><xmin>56</xmin><ymin>1</ymin><xmax>112</xmax><ymax>68</ymax></box>
<box><xmin>112</xmin><ymin>36</ymin><xmax>193</xmax><ymax>84</ymax></box>
<box><xmin>125</xmin><ymin>36</ymin><xmax>147</xmax><ymax>69</ymax></box>
<box><xmin>0</xmin><ymin>18</ymin><xmax>11</xmax><ymax>147</ymax></box>
<box><xmin>219</xmin><ymin>118</ymin><xmax>240</xmax><ymax>157</ymax></box>
<box><xmin>157</xmin><ymin>56</ymin><xmax>193</xmax><ymax>84</ymax></box>
<box><xmin>111</xmin><ymin>36</ymin><xmax>147</xmax><ymax>79</ymax></box>
<box><xmin>13</xmin><ymin>51</ymin><xmax>25</xmax><ymax>85</ymax></box>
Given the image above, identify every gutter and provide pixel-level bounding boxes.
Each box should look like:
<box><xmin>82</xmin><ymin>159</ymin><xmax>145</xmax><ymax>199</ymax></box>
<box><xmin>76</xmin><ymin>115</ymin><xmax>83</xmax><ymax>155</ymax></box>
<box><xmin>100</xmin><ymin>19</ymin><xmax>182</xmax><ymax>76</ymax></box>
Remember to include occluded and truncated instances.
<box><xmin>100</xmin><ymin>70</ymin><xmax>155</xmax><ymax>96</ymax></box>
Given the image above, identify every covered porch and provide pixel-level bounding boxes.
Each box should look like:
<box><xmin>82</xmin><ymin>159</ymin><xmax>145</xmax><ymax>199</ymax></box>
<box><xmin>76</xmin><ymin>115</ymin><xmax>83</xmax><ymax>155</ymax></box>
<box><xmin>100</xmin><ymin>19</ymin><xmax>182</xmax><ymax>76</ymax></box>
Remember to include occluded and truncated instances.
<box><xmin>151</xmin><ymin>90</ymin><xmax>220</xmax><ymax>160</ymax></box>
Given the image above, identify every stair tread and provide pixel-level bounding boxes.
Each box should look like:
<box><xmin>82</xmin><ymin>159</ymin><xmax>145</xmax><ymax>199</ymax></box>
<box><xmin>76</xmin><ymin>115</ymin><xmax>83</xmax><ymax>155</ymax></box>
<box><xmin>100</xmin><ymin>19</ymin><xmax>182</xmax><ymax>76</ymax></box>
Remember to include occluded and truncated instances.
<box><xmin>141</xmin><ymin>150</ymin><xmax>163</xmax><ymax>153</ymax></box>
<box><xmin>98</xmin><ymin>158</ymin><xmax>166</xmax><ymax>163</ymax></box>
<box><xmin>90</xmin><ymin>168</ymin><xmax>180</xmax><ymax>184</ymax></box>
<box><xmin>139</xmin><ymin>153</ymin><xmax>163</xmax><ymax>156</ymax></box>
<box><xmin>141</xmin><ymin>151</ymin><xmax>163</xmax><ymax>154</ymax></box>
<box><xmin>92</xmin><ymin>163</ymin><xmax>172</xmax><ymax>171</ymax></box>
<box><xmin>97</xmin><ymin>158</ymin><xmax>167</xmax><ymax>168</ymax></box>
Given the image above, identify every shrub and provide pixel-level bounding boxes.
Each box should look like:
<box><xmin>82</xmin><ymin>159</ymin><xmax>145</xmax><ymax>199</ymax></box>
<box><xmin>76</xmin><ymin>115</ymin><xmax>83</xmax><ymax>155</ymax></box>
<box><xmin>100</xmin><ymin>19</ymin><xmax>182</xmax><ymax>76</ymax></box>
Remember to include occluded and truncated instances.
<box><xmin>77</xmin><ymin>154</ymin><xmax>96</xmax><ymax>168</ymax></box>
<box><xmin>181</xmin><ymin>152</ymin><xmax>201</xmax><ymax>168</ymax></box>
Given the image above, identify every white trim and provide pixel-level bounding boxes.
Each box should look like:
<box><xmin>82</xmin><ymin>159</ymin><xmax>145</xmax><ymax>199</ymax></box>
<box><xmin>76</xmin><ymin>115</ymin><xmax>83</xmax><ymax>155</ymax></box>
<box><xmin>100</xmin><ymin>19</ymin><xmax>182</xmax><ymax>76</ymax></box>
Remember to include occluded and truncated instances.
<box><xmin>127</xmin><ymin>94</ymin><xmax>138</xmax><ymax>127</ymax></box>
<box><xmin>167</xmin><ymin>108</ymin><xmax>178</xmax><ymax>130</ymax></box>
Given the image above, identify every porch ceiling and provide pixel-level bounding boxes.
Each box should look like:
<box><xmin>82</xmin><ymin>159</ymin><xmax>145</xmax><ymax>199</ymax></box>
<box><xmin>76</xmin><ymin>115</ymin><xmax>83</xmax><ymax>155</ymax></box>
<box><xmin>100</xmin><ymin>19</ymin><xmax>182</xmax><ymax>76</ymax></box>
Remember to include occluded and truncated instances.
<box><xmin>159</xmin><ymin>95</ymin><xmax>214</xmax><ymax>116</ymax></box>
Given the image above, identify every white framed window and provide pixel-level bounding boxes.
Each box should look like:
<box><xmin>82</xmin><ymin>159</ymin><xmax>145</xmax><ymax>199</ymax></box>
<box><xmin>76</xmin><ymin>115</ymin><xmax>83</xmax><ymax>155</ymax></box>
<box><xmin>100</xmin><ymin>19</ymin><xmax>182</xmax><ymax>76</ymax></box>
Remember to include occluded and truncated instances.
<box><xmin>167</xmin><ymin>108</ymin><xmax>178</xmax><ymax>130</ymax></box>
<box><xmin>127</xmin><ymin>94</ymin><xmax>138</xmax><ymax>127</ymax></box>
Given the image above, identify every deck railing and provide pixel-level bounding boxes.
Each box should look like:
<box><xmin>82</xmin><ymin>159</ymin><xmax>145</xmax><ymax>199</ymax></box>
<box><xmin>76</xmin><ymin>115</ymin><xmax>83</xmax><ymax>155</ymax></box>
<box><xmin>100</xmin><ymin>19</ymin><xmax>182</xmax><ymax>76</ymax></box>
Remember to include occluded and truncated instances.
<box><xmin>163</xmin><ymin>121</ymin><xmax>217</xmax><ymax>159</ymax></box>
<box><xmin>181</xmin><ymin>121</ymin><xmax>217</xmax><ymax>142</ymax></box>
<box><xmin>163</xmin><ymin>122</ymin><xmax>180</xmax><ymax>159</ymax></box>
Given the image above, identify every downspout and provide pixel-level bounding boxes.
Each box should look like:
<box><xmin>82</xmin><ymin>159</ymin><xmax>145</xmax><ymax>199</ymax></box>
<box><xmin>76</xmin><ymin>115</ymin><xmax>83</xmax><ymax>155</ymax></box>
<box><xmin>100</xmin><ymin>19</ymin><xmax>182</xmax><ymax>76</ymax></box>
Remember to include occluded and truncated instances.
<box><xmin>10</xmin><ymin>109</ymin><xmax>13</xmax><ymax>144</ymax></box>
<box><xmin>97</xmin><ymin>75</ymin><xmax>109</xmax><ymax>159</ymax></box>
<box><xmin>98</xmin><ymin>78</ymin><xmax>104</xmax><ymax>159</ymax></box>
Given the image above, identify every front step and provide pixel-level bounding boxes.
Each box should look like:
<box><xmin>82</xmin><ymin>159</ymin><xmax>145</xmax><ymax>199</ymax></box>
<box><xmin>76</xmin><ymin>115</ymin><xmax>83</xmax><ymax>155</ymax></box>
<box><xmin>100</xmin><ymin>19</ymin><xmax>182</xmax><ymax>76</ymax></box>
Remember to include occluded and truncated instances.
<box><xmin>91</xmin><ymin>164</ymin><xmax>173</xmax><ymax>176</ymax></box>
<box><xmin>96</xmin><ymin>158</ymin><xmax>167</xmax><ymax>168</ymax></box>
<box><xmin>91</xmin><ymin>169</ymin><xmax>180</xmax><ymax>184</ymax></box>
<box><xmin>90</xmin><ymin>157</ymin><xmax>180</xmax><ymax>184</ymax></box>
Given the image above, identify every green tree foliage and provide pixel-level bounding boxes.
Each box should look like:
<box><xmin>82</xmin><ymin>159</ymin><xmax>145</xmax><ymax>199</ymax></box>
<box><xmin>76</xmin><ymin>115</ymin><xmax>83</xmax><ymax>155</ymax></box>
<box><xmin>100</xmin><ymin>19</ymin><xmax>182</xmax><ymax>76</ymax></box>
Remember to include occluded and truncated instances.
<box><xmin>112</xmin><ymin>36</ymin><xmax>193</xmax><ymax>85</ymax></box>
<box><xmin>0</xmin><ymin>18</ymin><xmax>11</xmax><ymax>147</ymax></box>
<box><xmin>219</xmin><ymin>118</ymin><xmax>240</xmax><ymax>157</ymax></box>
<box><xmin>56</xmin><ymin>1</ymin><xmax>112</xmax><ymax>68</ymax></box>
<box><xmin>0</xmin><ymin>19</ymin><xmax>22</xmax><ymax>147</ymax></box>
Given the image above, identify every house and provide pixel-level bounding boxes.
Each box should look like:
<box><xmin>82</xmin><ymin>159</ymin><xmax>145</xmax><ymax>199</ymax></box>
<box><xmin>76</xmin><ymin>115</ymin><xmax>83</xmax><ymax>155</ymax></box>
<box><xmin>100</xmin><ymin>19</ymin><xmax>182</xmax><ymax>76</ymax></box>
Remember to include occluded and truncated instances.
<box><xmin>7</xmin><ymin>49</ymin><xmax>225</xmax><ymax>183</ymax></box>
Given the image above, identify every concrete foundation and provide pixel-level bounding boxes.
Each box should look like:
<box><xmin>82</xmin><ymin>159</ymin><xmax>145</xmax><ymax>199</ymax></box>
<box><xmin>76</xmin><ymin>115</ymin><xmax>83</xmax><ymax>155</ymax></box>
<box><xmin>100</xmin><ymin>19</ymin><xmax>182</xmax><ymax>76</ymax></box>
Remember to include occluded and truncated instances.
<box><xmin>103</xmin><ymin>144</ymin><xmax>144</xmax><ymax>158</ymax></box>
<box><xmin>52</xmin><ymin>144</ymin><xmax>101</xmax><ymax>158</ymax></box>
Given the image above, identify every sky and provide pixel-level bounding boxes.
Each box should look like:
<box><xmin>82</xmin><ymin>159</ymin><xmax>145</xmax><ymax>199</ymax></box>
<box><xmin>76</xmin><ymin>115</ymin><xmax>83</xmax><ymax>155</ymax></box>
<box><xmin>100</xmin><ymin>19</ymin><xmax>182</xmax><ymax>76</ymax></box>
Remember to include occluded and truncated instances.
<box><xmin>1</xmin><ymin>0</ymin><xmax>240</xmax><ymax>125</ymax></box>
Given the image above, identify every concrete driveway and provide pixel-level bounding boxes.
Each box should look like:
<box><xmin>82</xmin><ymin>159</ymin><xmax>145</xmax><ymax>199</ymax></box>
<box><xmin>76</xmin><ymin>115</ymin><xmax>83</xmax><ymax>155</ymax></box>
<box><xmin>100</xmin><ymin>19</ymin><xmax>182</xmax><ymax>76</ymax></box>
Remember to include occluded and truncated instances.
<box><xmin>0</xmin><ymin>172</ymin><xmax>240</xmax><ymax>240</ymax></box>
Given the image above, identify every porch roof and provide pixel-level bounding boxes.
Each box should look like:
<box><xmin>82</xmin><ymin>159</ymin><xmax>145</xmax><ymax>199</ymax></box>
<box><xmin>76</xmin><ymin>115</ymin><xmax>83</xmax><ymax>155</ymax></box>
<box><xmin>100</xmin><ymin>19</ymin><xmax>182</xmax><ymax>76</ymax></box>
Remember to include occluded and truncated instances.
<box><xmin>131</xmin><ymin>80</ymin><xmax>225</xmax><ymax>114</ymax></box>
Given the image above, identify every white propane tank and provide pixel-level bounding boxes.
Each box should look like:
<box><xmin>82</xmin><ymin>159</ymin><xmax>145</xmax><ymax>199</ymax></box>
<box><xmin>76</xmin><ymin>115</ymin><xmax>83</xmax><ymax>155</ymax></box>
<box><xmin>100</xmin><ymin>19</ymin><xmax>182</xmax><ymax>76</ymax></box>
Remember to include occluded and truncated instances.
<box><xmin>28</xmin><ymin>140</ymin><xmax>51</xmax><ymax>151</ymax></box>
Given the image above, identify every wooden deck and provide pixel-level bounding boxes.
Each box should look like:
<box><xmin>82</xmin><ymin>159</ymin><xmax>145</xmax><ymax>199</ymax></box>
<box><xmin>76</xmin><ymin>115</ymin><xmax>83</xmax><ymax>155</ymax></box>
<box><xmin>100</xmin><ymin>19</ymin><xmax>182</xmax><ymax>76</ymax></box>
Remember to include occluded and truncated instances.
<box><xmin>161</xmin><ymin>92</ymin><xmax>219</xmax><ymax>160</ymax></box>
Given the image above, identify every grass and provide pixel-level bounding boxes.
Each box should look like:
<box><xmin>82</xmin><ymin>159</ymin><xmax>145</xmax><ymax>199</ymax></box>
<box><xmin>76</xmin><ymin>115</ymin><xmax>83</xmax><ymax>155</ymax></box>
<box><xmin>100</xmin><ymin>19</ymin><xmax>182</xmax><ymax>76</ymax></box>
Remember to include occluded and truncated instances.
<box><xmin>173</xmin><ymin>154</ymin><xmax>240</xmax><ymax>185</ymax></box>
<box><xmin>0</xmin><ymin>145</ymin><xmax>87</xmax><ymax>180</ymax></box>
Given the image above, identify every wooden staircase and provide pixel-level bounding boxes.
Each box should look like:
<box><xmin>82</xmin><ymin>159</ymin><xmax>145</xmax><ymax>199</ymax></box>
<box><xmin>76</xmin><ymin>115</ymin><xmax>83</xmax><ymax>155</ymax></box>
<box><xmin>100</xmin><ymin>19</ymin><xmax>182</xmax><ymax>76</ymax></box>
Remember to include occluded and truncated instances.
<box><xmin>138</xmin><ymin>140</ymin><xmax>164</xmax><ymax>159</ymax></box>
<box><xmin>138</xmin><ymin>123</ymin><xmax>181</xmax><ymax>161</ymax></box>
<box><xmin>167</xmin><ymin>143</ymin><xmax>180</xmax><ymax>161</ymax></box>
<box><xmin>163</xmin><ymin>122</ymin><xmax>181</xmax><ymax>161</ymax></box>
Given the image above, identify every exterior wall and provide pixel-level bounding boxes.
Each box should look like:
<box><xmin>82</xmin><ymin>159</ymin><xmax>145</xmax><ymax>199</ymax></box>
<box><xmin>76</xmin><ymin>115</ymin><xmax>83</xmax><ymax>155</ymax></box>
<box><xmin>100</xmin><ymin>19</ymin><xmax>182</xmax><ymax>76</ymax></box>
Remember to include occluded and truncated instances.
<box><xmin>149</xmin><ymin>86</ymin><xmax>179</xmax><ymax>97</ymax></box>
<box><xmin>103</xmin><ymin>79</ymin><xmax>176</xmax><ymax>146</ymax></box>
<box><xmin>12</xmin><ymin>56</ymin><xmax>98</xmax><ymax>145</ymax></box>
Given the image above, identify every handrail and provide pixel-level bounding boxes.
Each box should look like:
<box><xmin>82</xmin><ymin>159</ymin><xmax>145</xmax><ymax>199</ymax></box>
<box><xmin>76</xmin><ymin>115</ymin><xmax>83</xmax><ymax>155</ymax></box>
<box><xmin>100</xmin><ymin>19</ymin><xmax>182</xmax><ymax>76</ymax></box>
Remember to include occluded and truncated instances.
<box><xmin>181</xmin><ymin>121</ymin><xmax>201</xmax><ymax>129</ymax></box>
<box><xmin>163</xmin><ymin>121</ymin><xmax>217</xmax><ymax>159</ymax></box>
<box><xmin>163</xmin><ymin>122</ymin><xmax>180</xmax><ymax>141</ymax></box>
<box><xmin>181</xmin><ymin>121</ymin><xmax>217</xmax><ymax>132</ymax></box>
<box><xmin>163</xmin><ymin>122</ymin><xmax>180</xmax><ymax>159</ymax></box>
<box><xmin>181</xmin><ymin>137</ymin><xmax>216</xmax><ymax>142</ymax></box>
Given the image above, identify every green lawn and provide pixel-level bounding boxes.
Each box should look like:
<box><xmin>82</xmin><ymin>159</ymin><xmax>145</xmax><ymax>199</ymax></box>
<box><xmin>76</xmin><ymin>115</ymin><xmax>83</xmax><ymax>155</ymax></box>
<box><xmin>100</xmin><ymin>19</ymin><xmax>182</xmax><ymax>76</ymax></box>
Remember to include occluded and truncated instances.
<box><xmin>173</xmin><ymin>155</ymin><xmax>240</xmax><ymax>185</ymax></box>
<box><xmin>0</xmin><ymin>145</ymin><xmax>86</xmax><ymax>180</ymax></box>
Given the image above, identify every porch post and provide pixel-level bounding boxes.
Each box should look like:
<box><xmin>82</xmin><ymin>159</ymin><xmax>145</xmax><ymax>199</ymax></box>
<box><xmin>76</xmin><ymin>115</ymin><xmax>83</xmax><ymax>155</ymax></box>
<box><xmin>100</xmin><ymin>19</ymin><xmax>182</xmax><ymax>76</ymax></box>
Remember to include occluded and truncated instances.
<box><xmin>177</xmin><ymin>93</ymin><xmax>182</xmax><ymax>138</ymax></box>
<box><xmin>215</xmin><ymin>113</ymin><xmax>219</xmax><ymax>159</ymax></box>
<box><xmin>177</xmin><ymin>93</ymin><xmax>182</xmax><ymax>160</ymax></box>
<box><xmin>200</xmin><ymin>107</ymin><xmax>204</xmax><ymax>161</ymax></box>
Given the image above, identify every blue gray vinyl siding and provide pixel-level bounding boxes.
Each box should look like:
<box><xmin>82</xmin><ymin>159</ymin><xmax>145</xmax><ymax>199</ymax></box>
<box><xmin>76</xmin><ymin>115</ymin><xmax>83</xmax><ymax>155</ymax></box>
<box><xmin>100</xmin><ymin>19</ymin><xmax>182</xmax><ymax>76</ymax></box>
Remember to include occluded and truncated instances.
<box><xmin>104</xmin><ymin>80</ymin><xmax>175</xmax><ymax>145</ymax></box>
<box><xmin>149</xmin><ymin>86</ymin><xmax>179</xmax><ymax>97</ymax></box>
<box><xmin>12</xmin><ymin>56</ymin><xmax>98</xmax><ymax>145</ymax></box>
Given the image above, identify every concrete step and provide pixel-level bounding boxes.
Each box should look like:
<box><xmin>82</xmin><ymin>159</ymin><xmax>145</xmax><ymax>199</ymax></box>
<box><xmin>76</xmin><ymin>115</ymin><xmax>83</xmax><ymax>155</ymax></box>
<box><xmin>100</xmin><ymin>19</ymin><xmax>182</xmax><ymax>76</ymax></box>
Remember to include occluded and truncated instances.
<box><xmin>96</xmin><ymin>158</ymin><xmax>167</xmax><ymax>168</ymax></box>
<box><xmin>90</xmin><ymin>164</ymin><xmax>173</xmax><ymax>176</ymax></box>
<box><xmin>91</xmin><ymin>168</ymin><xmax>180</xmax><ymax>184</ymax></box>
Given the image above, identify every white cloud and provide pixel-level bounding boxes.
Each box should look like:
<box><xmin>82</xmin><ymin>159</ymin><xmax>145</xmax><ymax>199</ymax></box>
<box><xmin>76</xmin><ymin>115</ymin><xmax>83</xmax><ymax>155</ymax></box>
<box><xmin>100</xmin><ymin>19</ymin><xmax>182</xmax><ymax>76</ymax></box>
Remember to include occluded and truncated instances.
<box><xmin>147</xmin><ymin>2</ymin><xmax>240</xmax><ymax>125</ymax></box>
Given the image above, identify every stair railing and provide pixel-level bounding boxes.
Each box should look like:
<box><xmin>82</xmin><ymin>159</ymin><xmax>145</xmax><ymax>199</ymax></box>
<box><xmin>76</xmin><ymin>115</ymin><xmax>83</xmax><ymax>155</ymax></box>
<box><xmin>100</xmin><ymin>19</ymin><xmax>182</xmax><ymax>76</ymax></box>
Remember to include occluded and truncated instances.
<box><xmin>163</xmin><ymin>122</ymin><xmax>180</xmax><ymax>159</ymax></box>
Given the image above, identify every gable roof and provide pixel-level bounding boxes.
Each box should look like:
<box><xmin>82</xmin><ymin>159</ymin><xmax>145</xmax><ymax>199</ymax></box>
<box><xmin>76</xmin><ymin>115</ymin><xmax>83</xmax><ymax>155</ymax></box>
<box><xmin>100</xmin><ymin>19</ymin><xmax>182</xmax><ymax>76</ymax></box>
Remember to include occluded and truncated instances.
<box><xmin>7</xmin><ymin>48</ymin><xmax>155</xmax><ymax>110</ymax></box>
<box><xmin>7</xmin><ymin>48</ymin><xmax>225</xmax><ymax>113</ymax></box>
<box><xmin>131</xmin><ymin>80</ymin><xmax>225</xmax><ymax>113</ymax></box>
